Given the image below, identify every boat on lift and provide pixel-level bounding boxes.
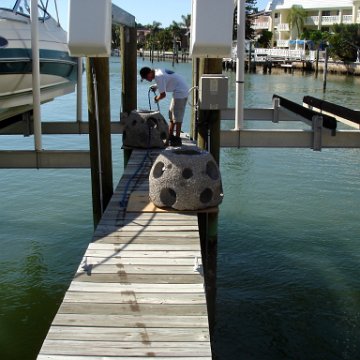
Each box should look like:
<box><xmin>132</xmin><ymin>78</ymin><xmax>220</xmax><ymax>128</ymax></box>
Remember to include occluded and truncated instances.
<box><xmin>0</xmin><ymin>0</ymin><xmax>78</xmax><ymax>121</ymax></box>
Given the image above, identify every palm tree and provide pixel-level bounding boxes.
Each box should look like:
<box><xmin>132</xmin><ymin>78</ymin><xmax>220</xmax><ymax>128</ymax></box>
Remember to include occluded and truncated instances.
<box><xmin>169</xmin><ymin>21</ymin><xmax>182</xmax><ymax>64</ymax></box>
<box><xmin>169</xmin><ymin>21</ymin><xmax>182</xmax><ymax>39</ymax></box>
<box><xmin>147</xmin><ymin>21</ymin><xmax>162</xmax><ymax>62</ymax></box>
<box><xmin>288</xmin><ymin>5</ymin><xmax>307</xmax><ymax>39</ymax></box>
<box><xmin>180</xmin><ymin>14</ymin><xmax>191</xmax><ymax>30</ymax></box>
<box><xmin>180</xmin><ymin>14</ymin><xmax>191</xmax><ymax>54</ymax></box>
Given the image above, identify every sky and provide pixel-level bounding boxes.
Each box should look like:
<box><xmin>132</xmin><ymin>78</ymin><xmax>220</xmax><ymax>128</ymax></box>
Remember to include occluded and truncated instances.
<box><xmin>53</xmin><ymin>0</ymin><xmax>270</xmax><ymax>31</ymax></box>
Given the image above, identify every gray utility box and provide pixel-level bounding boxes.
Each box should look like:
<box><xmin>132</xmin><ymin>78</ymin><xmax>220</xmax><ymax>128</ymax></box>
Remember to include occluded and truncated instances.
<box><xmin>199</xmin><ymin>74</ymin><xmax>228</xmax><ymax>110</ymax></box>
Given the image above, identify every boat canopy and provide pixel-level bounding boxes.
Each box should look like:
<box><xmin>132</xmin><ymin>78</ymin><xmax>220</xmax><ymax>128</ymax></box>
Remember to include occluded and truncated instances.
<box><xmin>0</xmin><ymin>0</ymin><xmax>53</xmax><ymax>21</ymax></box>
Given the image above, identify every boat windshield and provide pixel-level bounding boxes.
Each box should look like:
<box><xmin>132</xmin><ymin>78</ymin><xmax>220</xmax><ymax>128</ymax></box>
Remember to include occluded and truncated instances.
<box><xmin>1</xmin><ymin>0</ymin><xmax>51</xmax><ymax>20</ymax></box>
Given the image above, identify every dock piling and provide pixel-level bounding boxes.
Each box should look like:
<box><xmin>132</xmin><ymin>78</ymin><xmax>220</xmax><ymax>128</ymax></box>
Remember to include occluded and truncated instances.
<box><xmin>86</xmin><ymin>57</ymin><xmax>113</xmax><ymax>227</ymax></box>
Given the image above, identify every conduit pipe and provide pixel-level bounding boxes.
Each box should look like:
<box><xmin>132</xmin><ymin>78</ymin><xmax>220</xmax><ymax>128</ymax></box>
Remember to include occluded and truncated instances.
<box><xmin>235</xmin><ymin>0</ymin><xmax>245</xmax><ymax>130</ymax></box>
<box><xmin>31</xmin><ymin>0</ymin><xmax>42</xmax><ymax>150</ymax></box>
<box><xmin>77</xmin><ymin>58</ymin><xmax>83</xmax><ymax>122</ymax></box>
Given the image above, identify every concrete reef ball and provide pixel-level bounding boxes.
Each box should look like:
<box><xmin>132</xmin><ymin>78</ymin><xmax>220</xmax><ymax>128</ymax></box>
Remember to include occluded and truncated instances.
<box><xmin>122</xmin><ymin>110</ymin><xmax>168</xmax><ymax>148</ymax></box>
<box><xmin>149</xmin><ymin>147</ymin><xmax>223</xmax><ymax>210</ymax></box>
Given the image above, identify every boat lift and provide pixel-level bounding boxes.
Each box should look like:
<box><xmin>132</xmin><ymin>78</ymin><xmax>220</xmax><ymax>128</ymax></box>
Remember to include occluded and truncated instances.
<box><xmin>0</xmin><ymin>0</ymin><xmax>359</xmax><ymax>169</ymax></box>
<box><xmin>0</xmin><ymin>1</ymin><xmax>135</xmax><ymax>168</ymax></box>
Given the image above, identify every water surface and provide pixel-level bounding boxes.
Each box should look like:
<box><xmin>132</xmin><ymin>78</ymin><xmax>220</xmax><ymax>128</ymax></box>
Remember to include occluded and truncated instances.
<box><xmin>0</xmin><ymin>58</ymin><xmax>359</xmax><ymax>359</ymax></box>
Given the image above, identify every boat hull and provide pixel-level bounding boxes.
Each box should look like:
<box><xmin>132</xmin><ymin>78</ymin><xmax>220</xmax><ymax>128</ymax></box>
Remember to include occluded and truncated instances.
<box><xmin>0</xmin><ymin>8</ymin><xmax>78</xmax><ymax>113</ymax></box>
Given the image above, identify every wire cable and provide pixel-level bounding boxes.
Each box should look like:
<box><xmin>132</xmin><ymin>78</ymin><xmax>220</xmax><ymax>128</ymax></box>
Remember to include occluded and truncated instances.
<box><xmin>148</xmin><ymin>87</ymin><xmax>160</xmax><ymax>112</ymax></box>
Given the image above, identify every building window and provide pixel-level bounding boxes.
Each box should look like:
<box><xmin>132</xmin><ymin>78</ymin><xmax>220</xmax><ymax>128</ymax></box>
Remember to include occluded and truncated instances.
<box><xmin>322</xmin><ymin>10</ymin><xmax>331</xmax><ymax>16</ymax></box>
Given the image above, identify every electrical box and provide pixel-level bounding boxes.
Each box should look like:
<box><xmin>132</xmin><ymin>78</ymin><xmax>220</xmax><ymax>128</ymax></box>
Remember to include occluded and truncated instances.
<box><xmin>68</xmin><ymin>0</ymin><xmax>112</xmax><ymax>57</ymax></box>
<box><xmin>190</xmin><ymin>0</ymin><xmax>234</xmax><ymax>58</ymax></box>
<box><xmin>199</xmin><ymin>75</ymin><xmax>228</xmax><ymax>110</ymax></box>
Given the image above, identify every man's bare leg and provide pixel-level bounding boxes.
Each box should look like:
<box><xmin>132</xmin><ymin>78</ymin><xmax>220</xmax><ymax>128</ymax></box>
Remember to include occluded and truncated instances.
<box><xmin>175</xmin><ymin>122</ymin><xmax>182</xmax><ymax>137</ymax></box>
<box><xmin>169</xmin><ymin>121</ymin><xmax>175</xmax><ymax>136</ymax></box>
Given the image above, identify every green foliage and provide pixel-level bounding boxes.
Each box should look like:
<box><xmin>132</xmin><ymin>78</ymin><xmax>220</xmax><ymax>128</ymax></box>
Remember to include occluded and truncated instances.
<box><xmin>180</xmin><ymin>14</ymin><xmax>191</xmax><ymax>30</ymax></box>
<box><xmin>327</xmin><ymin>24</ymin><xmax>360</xmax><ymax>62</ymax></box>
<box><xmin>136</xmin><ymin>15</ymin><xmax>191</xmax><ymax>52</ymax></box>
<box><xmin>301</xmin><ymin>29</ymin><xmax>329</xmax><ymax>49</ymax></box>
<box><xmin>233</xmin><ymin>1</ymin><xmax>258</xmax><ymax>40</ymax></box>
<box><xmin>169</xmin><ymin>21</ymin><xmax>182</xmax><ymax>38</ymax></box>
<box><xmin>288</xmin><ymin>5</ymin><xmax>307</xmax><ymax>37</ymax></box>
<box><xmin>257</xmin><ymin>30</ymin><xmax>272</xmax><ymax>48</ymax></box>
<box><xmin>245</xmin><ymin>0</ymin><xmax>258</xmax><ymax>13</ymax></box>
<box><xmin>156</xmin><ymin>29</ymin><xmax>173</xmax><ymax>51</ymax></box>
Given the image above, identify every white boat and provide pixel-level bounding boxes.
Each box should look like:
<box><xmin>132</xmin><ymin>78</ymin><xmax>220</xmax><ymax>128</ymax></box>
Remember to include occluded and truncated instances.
<box><xmin>0</xmin><ymin>0</ymin><xmax>77</xmax><ymax>120</ymax></box>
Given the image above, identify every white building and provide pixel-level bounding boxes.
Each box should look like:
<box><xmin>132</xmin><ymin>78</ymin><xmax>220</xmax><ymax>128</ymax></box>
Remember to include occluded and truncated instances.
<box><xmin>252</xmin><ymin>0</ymin><xmax>360</xmax><ymax>48</ymax></box>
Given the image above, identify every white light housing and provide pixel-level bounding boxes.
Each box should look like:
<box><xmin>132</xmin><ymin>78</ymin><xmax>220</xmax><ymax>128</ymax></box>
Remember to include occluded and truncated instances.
<box><xmin>190</xmin><ymin>0</ymin><xmax>234</xmax><ymax>58</ymax></box>
<box><xmin>68</xmin><ymin>0</ymin><xmax>112</xmax><ymax>57</ymax></box>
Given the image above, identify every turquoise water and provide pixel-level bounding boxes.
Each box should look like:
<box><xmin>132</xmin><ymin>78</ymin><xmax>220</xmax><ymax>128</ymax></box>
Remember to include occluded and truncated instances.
<box><xmin>0</xmin><ymin>58</ymin><xmax>359</xmax><ymax>359</ymax></box>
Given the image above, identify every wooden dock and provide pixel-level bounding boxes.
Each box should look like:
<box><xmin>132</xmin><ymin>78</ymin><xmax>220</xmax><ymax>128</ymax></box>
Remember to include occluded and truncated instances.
<box><xmin>37</xmin><ymin>147</ymin><xmax>212</xmax><ymax>359</ymax></box>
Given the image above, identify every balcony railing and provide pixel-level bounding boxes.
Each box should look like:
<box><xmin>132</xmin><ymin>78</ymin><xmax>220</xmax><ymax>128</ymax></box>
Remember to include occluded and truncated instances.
<box><xmin>278</xmin><ymin>23</ymin><xmax>289</xmax><ymax>31</ymax></box>
<box><xmin>252</xmin><ymin>21</ymin><xmax>270</xmax><ymax>30</ymax></box>
<box><xmin>276</xmin><ymin>40</ymin><xmax>289</xmax><ymax>48</ymax></box>
<box><xmin>305</xmin><ymin>14</ymin><xmax>357</xmax><ymax>26</ymax></box>
<box><xmin>321</xmin><ymin>15</ymin><xmax>340</xmax><ymax>24</ymax></box>
<box><xmin>342</xmin><ymin>15</ymin><xmax>353</xmax><ymax>24</ymax></box>
<box><xmin>305</xmin><ymin>16</ymin><xmax>319</xmax><ymax>25</ymax></box>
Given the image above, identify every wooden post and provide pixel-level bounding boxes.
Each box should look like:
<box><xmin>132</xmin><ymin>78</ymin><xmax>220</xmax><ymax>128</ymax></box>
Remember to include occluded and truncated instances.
<box><xmin>86</xmin><ymin>57</ymin><xmax>113</xmax><ymax>228</ymax></box>
<box><xmin>121</xmin><ymin>26</ymin><xmax>137</xmax><ymax>168</ymax></box>
<box><xmin>172</xmin><ymin>37</ymin><xmax>176</xmax><ymax>67</ymax></box>
<box><xmin>121</xmin><ymin>26</ymin><xmax>137</xmax><ymax>114</ymax></box>
<box><xmin>196</xmin><ymin>57</ymin><xmax>222</xmax><ymax>338</ymax></box>
<box><xmin>248</xmin><ymin>41</ymin><xmax>252</xmax><ymax>73</ymax></box>
<box><xmin>323</xmin><ymin>47</ymin><xmax>328</xmax><ymax>91</ymax></box>
<box><xmin>315</xmin><ymin>48</ymin><xmax>319</xmax><ymax>78</ymax></box>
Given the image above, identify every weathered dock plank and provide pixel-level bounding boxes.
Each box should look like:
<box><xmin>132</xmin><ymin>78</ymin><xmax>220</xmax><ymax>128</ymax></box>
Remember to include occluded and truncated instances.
<box><xmin>62</xmin><ymin>291</ymin><xmax>207</xmax><ymax>304</ymax></box>
<box><xmin>52</xmin><ymin>313</ymin><xmax>209</xmax><ymax>328</ymax></box>
<box><xmin>37</xmin><ymin>147</ymin><xmax>211</xmax><ymax>359</ymax></box>
<box><xmin>38</xmin><ymin>357</ymin><xmax>209</xmax><ymax>360</ymax></box>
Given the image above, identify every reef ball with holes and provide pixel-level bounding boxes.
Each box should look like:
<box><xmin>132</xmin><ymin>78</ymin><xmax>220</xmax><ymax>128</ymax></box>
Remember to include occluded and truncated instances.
<box><xmin>149</xmin><ymin>147</ymin><xmax>223</xmax><ymax>210</ymax></box>
<box><xmin>121</xmin><ymin>110</ymin><xmax>168</xmax><ymax>148</ymax></box>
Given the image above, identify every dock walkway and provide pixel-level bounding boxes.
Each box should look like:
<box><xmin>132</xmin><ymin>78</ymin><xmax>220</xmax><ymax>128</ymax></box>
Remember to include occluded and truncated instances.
<box><xmin>37</xmin><ymin>146</ymin><xmax>212</xmax><ymax>359</ymax></box>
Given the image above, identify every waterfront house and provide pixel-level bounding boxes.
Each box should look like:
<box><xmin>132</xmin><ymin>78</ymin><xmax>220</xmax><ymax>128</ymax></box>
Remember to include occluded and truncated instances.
<box><xmin>252</xmin><ymin>0</ymin><xmax>360</xmax><ymax>48</ymax></box>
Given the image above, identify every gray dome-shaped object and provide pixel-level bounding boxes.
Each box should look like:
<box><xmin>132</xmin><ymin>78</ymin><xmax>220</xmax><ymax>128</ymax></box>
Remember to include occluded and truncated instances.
<box><xmin>149</xmin><ymin>147</ymin><xmax>223</xmax><ymax>210</ymax></box>
<box><xmin>122</xmin><ymin>110</ymin><xmax>168</xmax><ymax>148</ymax></box>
